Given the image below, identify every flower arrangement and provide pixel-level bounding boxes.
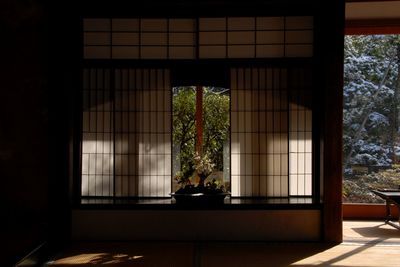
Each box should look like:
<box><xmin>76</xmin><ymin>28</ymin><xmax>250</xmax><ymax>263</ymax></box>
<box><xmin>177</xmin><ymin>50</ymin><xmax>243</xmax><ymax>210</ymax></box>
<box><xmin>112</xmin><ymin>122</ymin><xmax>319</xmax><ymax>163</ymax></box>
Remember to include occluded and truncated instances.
<box><xmin>173</xmin><ymin>152</ymin><xmax>226</xmax><ymax>196</ymax></box>
<box><xmin>193</xmin><ymin>152</ymin><xmax>214</xmax><ymax>185</ymax></box>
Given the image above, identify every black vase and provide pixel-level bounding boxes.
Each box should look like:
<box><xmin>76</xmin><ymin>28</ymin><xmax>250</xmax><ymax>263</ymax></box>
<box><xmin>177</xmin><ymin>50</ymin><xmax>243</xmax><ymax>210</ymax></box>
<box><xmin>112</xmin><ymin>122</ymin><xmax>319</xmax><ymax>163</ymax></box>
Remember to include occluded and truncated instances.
<box><xmin>170</xmin><ymin>192</ymin><xmax>230</xmax><ymax>205</ymax></box>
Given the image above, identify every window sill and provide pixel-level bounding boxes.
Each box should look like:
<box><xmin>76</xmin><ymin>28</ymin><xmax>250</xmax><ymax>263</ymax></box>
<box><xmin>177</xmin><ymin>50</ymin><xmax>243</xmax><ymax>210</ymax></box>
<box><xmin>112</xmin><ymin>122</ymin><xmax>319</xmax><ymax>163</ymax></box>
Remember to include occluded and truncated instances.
<box><xmin>78</xmin><ymin>197</ymin><xmax>322</xmax><ymax>210</ymax></box>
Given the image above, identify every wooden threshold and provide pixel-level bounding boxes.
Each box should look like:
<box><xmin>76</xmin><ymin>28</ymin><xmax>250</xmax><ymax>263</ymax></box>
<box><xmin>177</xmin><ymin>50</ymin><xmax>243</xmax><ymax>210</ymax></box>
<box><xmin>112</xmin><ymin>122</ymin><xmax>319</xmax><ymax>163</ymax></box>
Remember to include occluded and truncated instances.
<box><xmin>343</xmin><ymin>203</ymin><xmax>400</xmax><ymax>220</ymax></box>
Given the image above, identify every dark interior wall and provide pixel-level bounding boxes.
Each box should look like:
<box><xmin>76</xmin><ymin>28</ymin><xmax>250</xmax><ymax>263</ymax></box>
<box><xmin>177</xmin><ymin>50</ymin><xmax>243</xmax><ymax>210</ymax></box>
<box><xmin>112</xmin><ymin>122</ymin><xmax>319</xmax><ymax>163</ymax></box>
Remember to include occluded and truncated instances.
<box><xmin>79</xmin><ymin>0</ymin><xmax>317</xmax><ymax>17</ymax></box>
<box><xmin>2</xmin><ymin>0</ymin><xmax>49</xmax><ymax>265</ymax></box>
<box><xmin>1</xmin><ymin>0</ymin><xmax>74</xmax><ymax>265</ymax></box>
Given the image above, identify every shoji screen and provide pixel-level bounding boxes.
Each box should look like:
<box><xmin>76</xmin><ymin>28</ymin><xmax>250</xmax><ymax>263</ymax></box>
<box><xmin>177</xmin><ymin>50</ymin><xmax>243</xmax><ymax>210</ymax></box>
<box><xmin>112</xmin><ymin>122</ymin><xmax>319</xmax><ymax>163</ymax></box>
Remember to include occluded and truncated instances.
<box><xmin>83</xmin><ymin>18</ymin><xmax>197</xmax><ymax>59</ymax></box>
<box><xmin>231</xmin><ymin>68</ymin><xmax>289</xmax><ymax>197</ymax></box>
<box><xmin>82</xmin><ymin>69</ymin><xmax>114</xmax><ymax>196</ymax></box>
<box><xmin>231</xmin><ymin>67</ymin><xmax>312</xmax><ymax>197</ymax></box>
<box><xmin>289</xmin><ymin>68</ymin><xmax>313</xmax><ymax>196</ymax></box>
<box><xmin>81</xmin><ymin>68</ymin><xmax>172</xmax><ymax>197</ymax></box>
<box><xmin>199</xmin><ymin>16</ymin><xmax>313</xmax><ymax>59</ymax></box>
<box><xmin>114</xmin><ymin>69</ymin><xmax>171</xmax><ymax>197</ymax></box>
<box><xmin>84</xmin><ymin>17</ymin><xmax>313</xmax><ymax>59</ymax></box>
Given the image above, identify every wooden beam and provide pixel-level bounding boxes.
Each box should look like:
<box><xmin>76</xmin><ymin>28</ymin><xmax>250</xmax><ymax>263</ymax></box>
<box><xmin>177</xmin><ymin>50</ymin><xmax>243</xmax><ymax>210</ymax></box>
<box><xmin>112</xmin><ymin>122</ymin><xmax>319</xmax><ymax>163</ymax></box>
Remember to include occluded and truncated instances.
<box><xmin>346</xmin><ymin>19</ymin><xmax>400</xmax><ymax>35</ymax></box>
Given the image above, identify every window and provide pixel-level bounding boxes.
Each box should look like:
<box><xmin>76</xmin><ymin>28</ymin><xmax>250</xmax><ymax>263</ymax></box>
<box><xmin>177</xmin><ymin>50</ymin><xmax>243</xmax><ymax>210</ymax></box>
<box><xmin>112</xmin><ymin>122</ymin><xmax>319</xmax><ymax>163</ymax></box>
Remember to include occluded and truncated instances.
<box><xmin>80</xmin><ymin>17</ymin><xmax>315</xmax><ymax>200</ymax></box>
<box><xmin>81</xmin><ymin>68</ymin><xmax>172</xmax><ymax>197</ymax></box>
<box><xmin>343</xmin><ymin>34</ymin><xmax>400</xmax><ymax>203</ymax></box>
<box><xmin>80</xmin><ymin>67</ymin><xmax>313</xmax><ymax>199</ymax></box>
<box><xmin>83</xmin><ymin>17</ymin><xmax>313</xmax><ymax>60</ymax></box>
<box><xmin>231</xmin><ymin>68</ymin><xmax>312</xmax><ymax>197</ymax></box>
<box><xmin>172</xmin><ymin>86</ymin><xmax>230</xmax><ymax>192</ymax></box>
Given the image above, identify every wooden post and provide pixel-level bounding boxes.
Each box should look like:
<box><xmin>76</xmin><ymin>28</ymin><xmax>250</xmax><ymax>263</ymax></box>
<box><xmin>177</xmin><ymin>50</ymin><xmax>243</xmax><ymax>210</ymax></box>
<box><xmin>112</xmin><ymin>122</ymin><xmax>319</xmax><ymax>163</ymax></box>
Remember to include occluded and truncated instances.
<box><xmin>319</xmin><ymin>0</ymin><xmax>345</xmax><ymax>243</ymax></box>
<box><xmin>196</xmin><ymin>85</ymin><xmax>203</xmax><ymax>155</ymax></box>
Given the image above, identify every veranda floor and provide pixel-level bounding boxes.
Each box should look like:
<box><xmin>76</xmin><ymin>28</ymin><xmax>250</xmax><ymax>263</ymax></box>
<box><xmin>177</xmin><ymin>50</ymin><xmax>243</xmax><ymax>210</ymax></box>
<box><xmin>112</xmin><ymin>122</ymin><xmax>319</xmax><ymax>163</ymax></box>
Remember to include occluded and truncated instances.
<box><xmin>45</xmin><ymin>221</ymin><xmax>400</xmax><ymax>267</ymax></box>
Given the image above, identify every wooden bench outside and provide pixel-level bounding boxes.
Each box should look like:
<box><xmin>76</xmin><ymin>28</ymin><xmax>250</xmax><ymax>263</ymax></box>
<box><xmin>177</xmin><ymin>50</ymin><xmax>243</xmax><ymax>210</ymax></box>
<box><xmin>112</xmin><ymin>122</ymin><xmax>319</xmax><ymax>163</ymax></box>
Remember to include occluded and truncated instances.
<box><xmin>371</xmin><ymin>189</ymin><xmax>400</xmax><ymax>230</ymax></box>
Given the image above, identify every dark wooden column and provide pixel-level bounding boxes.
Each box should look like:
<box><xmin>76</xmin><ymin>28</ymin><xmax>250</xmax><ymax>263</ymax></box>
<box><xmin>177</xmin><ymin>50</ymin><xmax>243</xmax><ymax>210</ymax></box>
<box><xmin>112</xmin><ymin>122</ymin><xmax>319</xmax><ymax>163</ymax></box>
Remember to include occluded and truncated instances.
<box><xmin>318</xmin><ymin>0</ymin><xmax>345</xmax><ymax>242</ymax></box>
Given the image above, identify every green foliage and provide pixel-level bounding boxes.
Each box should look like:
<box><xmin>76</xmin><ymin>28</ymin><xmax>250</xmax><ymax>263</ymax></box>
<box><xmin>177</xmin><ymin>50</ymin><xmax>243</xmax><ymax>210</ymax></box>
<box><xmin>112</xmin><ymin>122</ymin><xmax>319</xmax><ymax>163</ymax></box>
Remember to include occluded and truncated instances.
<box><xmin>172</xmin><ymin>86</ymin><xmax>230</xmax><ymax>184</ymax></box>
<box><xmin>344</xmin><ymin>35</ymin><xmax>400</xmax><ymax>167</ymax></box>
<box><xmin>343</xmin><ymin>168</ymin><xmax>400</xmax><ymax>203</ymax></box>
<box><xmin>343</xmin><ymin>35</ymin><xmax>400</xmax><ymax>203</ymax></box>
<box><xmin>203</xmin><ymin>87</ymin><xmax>230</xmax><ymax>170</ymax></box>
<box><xmin>173</xmin><ymin>87</ymin><xmax>196</xmax><ymax>179</ymax></box>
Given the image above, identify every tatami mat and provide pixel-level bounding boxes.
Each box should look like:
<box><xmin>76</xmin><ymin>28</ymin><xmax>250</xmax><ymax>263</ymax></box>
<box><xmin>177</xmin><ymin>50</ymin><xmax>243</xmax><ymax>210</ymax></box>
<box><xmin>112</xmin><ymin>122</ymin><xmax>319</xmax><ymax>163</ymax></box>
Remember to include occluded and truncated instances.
<box><xmin>46</xmin><ymin>221</ymin><xmax>400</xmax><ymax>267</ymax></box>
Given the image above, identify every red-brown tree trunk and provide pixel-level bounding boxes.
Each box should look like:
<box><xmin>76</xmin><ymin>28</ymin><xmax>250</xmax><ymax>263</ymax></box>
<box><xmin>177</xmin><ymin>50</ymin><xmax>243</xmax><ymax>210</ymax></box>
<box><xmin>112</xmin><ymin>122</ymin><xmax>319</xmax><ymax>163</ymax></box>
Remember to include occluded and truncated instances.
<box><xmin>195</xmin><ymin>85</ymin><xmax>203</xmax><ymax>156</ymax></box>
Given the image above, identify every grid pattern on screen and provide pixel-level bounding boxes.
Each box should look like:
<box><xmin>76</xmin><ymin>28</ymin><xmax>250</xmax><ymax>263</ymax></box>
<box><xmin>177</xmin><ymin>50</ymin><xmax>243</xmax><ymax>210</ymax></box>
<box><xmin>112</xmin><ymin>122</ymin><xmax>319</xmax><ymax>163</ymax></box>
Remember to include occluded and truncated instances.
<box><xmin>114</xmin><ymin>69</ymin><xmax>171</xmax><ymax>197</ymax></box>
<box><xmin>199</xmin><ymin>17</ymin><xmax>313</xmax><ymax>58</ymax></box>
<box><xmin>83</xmin><ymin>18</ymin><xmax>196</xmax><ymax>59</ymax></box>
<box><xmin>231</xmin><ymin>68</ymin><xmax>289</xmax><ymax>197</ymax></box>
<box><xmin>289</xmin><ymin>68</ymin><xmax>313</xmax><ymax>196</ymax></box>
<box><xmin>230</xmin><ymin>67</ymin><xmax>313</xmax><ymax>197</ymax></box>
<box><xmin>81</xmin><ymin>68</ymin><xmax>172</xmax><ymax>197</ymax></box>
<box><xmin>82</xmin><ymin>69</ymin><xmax>114</xmax><ymax>197</ymax></box>
<box><xmin>83</xmin><ymin>16</ymin><xmax>313</xmax><ymax>59</ymax></box>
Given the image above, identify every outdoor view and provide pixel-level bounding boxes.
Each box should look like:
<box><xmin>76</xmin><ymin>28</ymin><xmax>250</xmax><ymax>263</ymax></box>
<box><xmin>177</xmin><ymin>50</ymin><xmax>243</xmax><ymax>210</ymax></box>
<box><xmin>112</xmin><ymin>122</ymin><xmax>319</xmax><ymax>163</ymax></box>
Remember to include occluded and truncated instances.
<box><xmin>343</xmin><ymin>35</ymin><xmax>400</xmax><ymax>203</ymax></box>
<box><xmin>172</xmin><ymin>86</ymin><xmax>230</xmax><ymax>192</ymax></box>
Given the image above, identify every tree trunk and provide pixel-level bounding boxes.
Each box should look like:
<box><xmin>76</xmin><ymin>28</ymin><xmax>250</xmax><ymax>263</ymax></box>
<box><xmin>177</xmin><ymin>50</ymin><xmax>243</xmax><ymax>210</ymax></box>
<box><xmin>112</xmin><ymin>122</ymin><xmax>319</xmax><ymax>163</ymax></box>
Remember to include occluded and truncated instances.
<box><xmin>195</xmin><ymin>85</ymin><xmax>203</xmax><ymax>155</ymax></box>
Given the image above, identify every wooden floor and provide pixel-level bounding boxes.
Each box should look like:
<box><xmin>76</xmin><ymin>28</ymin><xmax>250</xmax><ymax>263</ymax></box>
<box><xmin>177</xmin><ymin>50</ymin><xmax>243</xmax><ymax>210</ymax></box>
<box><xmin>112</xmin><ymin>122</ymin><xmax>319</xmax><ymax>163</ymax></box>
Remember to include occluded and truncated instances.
<box><xmin>46</xmin><ymin>221</ymin><xmax>400</xmax><ymax>267</ymax></box>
